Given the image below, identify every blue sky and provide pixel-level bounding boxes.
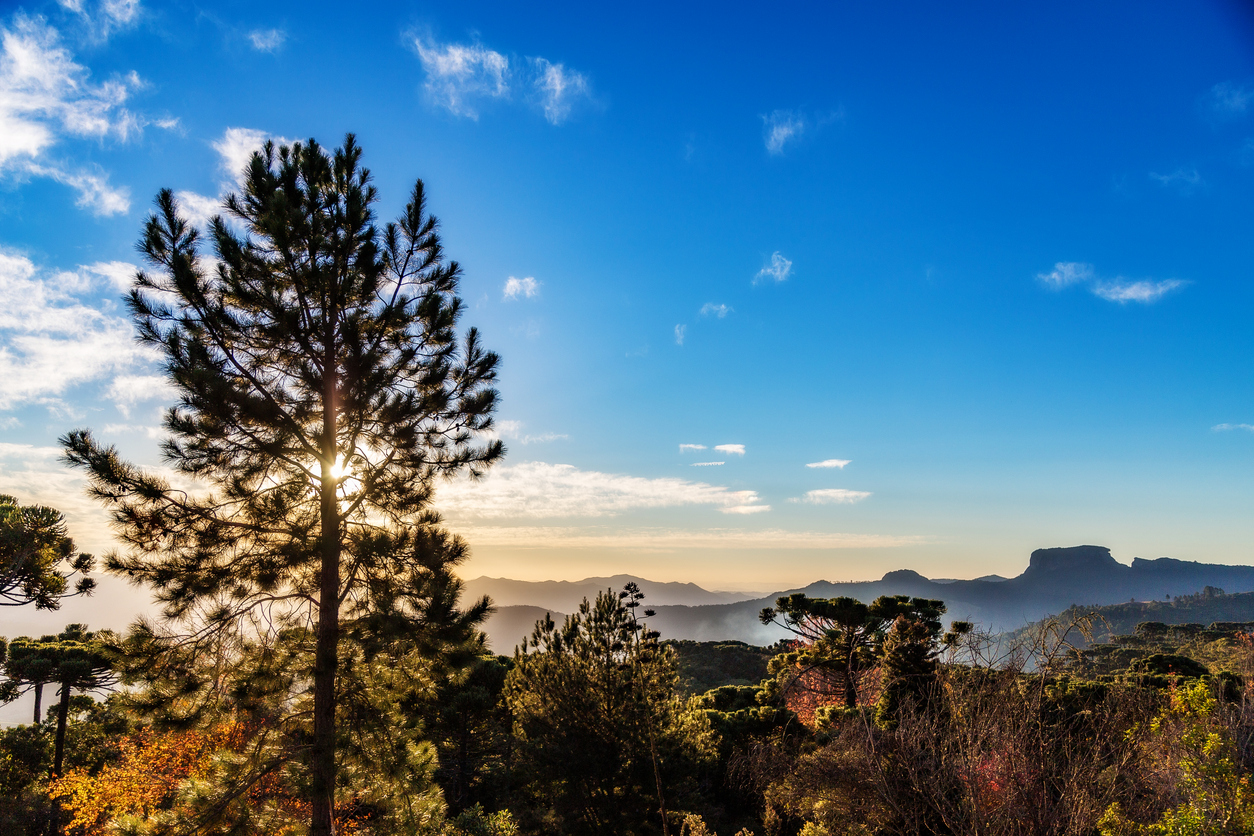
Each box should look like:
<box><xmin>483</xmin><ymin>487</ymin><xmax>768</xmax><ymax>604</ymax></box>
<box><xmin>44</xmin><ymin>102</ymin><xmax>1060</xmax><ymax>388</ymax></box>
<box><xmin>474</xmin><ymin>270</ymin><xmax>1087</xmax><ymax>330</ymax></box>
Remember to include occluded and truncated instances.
<box><xmin>1</xmin><ymin>0</ymin><xmax>1253</xmax><ymax>624</ymax></box>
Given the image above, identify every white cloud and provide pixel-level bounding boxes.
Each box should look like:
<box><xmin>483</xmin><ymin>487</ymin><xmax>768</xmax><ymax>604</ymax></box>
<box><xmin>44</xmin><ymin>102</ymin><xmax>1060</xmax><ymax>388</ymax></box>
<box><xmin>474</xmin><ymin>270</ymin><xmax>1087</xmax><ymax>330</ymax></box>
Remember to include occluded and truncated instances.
<box><xmin>793</xmin><ymin>488</ymin><xmax>872</xmax><ymax>505</ymax></box>
<box><xmin>0</xmin><ymin>250</ymin><xmax>155</xmax><ymax>410</ymax></box>
<box><xmin>763</xmin><ymin>109</ymin><xmax>805</xmax><ymax>154</ymax></box>
<box><xmin>754</xmin><ymin>251</ymin><xmax>792</xmax><ymax>285</ymax></box>
<box><xmin>410</xmin><ymin>35</ymin><xmax>592</xmax><ymax>125</ymax></box>
<box><xmin>102</xmin><ymin>422</ymin><xmax>162</xmax><ymax>438</ymax></box>
<box><xmin>248</xmin><ymin>28</ymin><xmax>286</xmax><ymax>52</ymax></box>
<box><xmin>806</xmin><ymin>459</ymin><xmax>850</xmax><ymax>469</ymax></box>
<box><xmin>0</xmin><ymin>14</ymin><xmax>145</xmax><ymax>211</ymax></box>
<box><xmin>723</xmin><ymin>504</ymin><xmax>771</xmax><ymax>514</ymax></box>
<box><xmin>173</xmin><ymin>189</ymin><xmax>221</xmax><ymax>229</ymax></box>
<box><xmin>531</xmin><ymin>57</ymin><xmax>590</xmax><ymax>125</ymax></box>
<box><xmin>0</xmin><ymin>442</ymin><xmax>111</xmax><ymax>552</ymax></box>
<box><xmin>503</xmin><ymin>275</ymin><xmax>539</xmax><ymax>300</ymax></box>
<box><xmin>435</xmin><ymin>461</ymin><xmax>770</xmax><ymax>518</ymax></box>
<box><xmin>691</xmin><ymin>461</ymin><xmax>724</xmax><ymax>467</ymax></box>
<box><xmin>487</xmin><ymin>418</ymin><xmax>567</xmax><ymax>445</ymax></box>
<box><xmin>678</xmin><ymin>444</ymin><xmax>706</xmax><ymax>453</ymax></box>
<box><xmin>699</xmin><ymin>302</ymin><xmax>732</xmax><ymax>318</ymax></box>
<box><xmin>454</xmin><ymin>524</ymin><xmax>927</xmax><ymax>550</ymax></box>
<box><xmin>412</xmin><ymin>37</ymin><xmax>509</xmax><ymax>119</ymax></box>
<box><xmin>1037</xmin><ymin>262</ymin><xmax>1093</xmax><ymax>289</ymax></box>
<box><xmin>714</xmin><ymin>444</ymin><xmax>745</xmax><ymax>456</ymax></box>
<box><xmin>674</xmin><ymin>324</ymin><xmax>686</xmax><ymax>346</ymax></box>
<box><xmin>1036</xmin><ymin>262</ymin><xmax>1189</xmax><ymax>304</ymax></box>
<box><xmin>22</xmin><ymin>160</ymin><xmax>130</xmax><ymax>214</ymax></box>
<box><xmin>1212</xmin><ymin>423</ymin><xmax>1254</xmax><ymax>432</ymax></box>
<box><xmin>99</xmin><ymin>0</ymin><xmax>139</xmax><ymax>32</ymax></box>
<box><xmin>212</xmin><ymin>127</ymin><xmax>273</xmax><ymax>190</ymax></box>
<box><xmin>57</xmin><ymin>0</ymin><xmax>141</xmax><ymax>43</ymax></box>
<box><xmin>1091</xmin><ymin>279</ymin><xmax>1186</xmax><ymax>304</ymax></box>
<box><xmin>1149</xmin><ymin>168</ymin><xmax>1203</xmax><ymax>192</ymax></box>
<box><xmin>1207</xmin><ymin>81</ymin><xmax>1253</xmax><ymax>119</ymax></box>
<box><xmin>105</xmin><ymin>373</ymin><xmax>169</xmax><ymax>415</ymax></box>
<box><xmin>81</xmin><ymin>259</ymin><xmax>134</xmax><ymax>291</ymax></box>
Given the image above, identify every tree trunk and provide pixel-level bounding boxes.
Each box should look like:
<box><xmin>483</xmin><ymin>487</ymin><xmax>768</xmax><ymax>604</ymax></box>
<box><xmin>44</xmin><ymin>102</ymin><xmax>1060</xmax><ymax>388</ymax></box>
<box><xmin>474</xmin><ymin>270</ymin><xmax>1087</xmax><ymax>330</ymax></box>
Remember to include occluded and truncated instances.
<box><xmin>33</xmin><ymin>681</ymin><xmax>43</xmax><ymax>724</ymax></box>
<box><xmin>310</xmin><ymin>340</ymin><xmax>341</xmax><ymax>836</ymax></box>
<box><xmin>53</xmin><ymin>682</ymin><xmax>71</xmax><ymax>777</ymax></box>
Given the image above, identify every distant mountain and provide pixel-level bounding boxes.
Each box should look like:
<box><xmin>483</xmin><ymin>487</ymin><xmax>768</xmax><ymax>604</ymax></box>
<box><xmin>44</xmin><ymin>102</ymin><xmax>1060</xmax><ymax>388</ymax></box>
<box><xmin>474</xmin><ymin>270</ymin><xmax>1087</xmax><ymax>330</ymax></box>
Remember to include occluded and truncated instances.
<box><xmin>463</xmin><ymin>574</ymin><xmax>758</xmax><ymax>613</ymax></box>
<box><xmin>477</xmin><ymin>547</ymin><xmax>1254</xmax><ymax>650</ymax></box>
<box><xmin>483</xmin><ymin>605</ymin><xmax>564</xmax><ymax>653</ymax></box>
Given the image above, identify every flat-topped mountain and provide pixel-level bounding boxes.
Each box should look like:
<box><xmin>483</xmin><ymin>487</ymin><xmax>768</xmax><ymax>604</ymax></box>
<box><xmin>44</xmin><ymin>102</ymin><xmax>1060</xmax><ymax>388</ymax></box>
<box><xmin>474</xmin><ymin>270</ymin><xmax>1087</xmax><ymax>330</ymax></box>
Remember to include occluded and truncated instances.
<box><xmin>478</xmin><ymin>547</ymin><xmax>1254</xmax><ymax>651</ymax></box>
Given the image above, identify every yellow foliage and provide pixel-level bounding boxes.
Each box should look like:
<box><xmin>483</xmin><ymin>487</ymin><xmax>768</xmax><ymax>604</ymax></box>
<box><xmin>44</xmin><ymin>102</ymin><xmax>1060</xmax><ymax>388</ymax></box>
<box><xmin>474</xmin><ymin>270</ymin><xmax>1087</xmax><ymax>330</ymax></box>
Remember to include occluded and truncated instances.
<box><xmin>48</xmin><ymin>725</ymin><xmax>235</xmax><ymax>835</ymax></box>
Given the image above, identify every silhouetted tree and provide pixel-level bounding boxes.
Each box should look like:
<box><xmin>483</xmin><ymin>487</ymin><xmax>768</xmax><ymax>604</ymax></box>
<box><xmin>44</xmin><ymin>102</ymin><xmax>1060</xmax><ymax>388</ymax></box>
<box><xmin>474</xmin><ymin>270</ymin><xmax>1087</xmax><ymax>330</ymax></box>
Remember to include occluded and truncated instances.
<box><xmin>62</xmin><ymin>134</ymin><xmax>501</xmax><ymax>835</ymax></box>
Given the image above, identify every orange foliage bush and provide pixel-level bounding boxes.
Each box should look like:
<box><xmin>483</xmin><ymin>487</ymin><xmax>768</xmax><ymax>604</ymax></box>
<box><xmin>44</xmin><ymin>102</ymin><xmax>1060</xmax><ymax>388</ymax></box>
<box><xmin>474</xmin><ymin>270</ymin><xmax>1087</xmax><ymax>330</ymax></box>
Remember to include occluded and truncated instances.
<box><xmin>48</xmin><ymin>724</ymin><xmax>364</xmax><ymax>835</ymax></box>
<box><xmin>781</xmin><ymin>663</ymin><xmax>882</xmax><ymax>727</ymax></box>
<box><xmin>49</xmin><ymin>725</ymin><xmax>231</xmax><ymax>835</ymax></box>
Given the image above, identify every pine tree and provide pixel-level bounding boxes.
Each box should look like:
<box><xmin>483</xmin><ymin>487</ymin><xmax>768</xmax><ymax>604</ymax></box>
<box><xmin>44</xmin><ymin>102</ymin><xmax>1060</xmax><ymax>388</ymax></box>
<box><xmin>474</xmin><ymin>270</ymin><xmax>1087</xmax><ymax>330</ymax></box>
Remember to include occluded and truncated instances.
<box><xmin>0</xmin><ymin>494</ymin><xmax>94</xmax><ymax>609</ymax></box>
<box><xmin>62</xmin><ymin>135</ymin><xmax>502</xmax><ymax>835</ymax></box>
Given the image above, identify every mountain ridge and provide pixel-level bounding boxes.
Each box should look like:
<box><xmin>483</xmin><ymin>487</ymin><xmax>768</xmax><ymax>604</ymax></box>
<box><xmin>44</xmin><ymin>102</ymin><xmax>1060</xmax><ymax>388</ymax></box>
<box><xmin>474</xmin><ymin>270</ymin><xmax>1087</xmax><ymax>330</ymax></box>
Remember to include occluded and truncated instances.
<box><xmin>477</xmin><ymin>546</ymin><xmax>1254</xmax><ymax>651</ymax></box>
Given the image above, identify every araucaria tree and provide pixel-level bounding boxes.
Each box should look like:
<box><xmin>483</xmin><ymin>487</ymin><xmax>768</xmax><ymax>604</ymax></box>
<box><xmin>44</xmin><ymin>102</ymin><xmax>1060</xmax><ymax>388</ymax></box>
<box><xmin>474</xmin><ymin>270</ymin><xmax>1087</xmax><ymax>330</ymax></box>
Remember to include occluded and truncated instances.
<box><xmin>62</xmin><ymin>135</ymin><xmax>502</xmax><ymax>835</ymax></box>
<box><xmin>0</xmin><ymin>494</ymin><xmax>94</xmax><ymax>609</ymax></box>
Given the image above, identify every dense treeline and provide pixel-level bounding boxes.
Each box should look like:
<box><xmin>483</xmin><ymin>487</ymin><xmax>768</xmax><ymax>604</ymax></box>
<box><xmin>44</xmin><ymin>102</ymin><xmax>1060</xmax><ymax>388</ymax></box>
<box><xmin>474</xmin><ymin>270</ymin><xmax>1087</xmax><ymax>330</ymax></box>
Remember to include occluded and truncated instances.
<box><xmin>7</xmin><ymin>582</ymin><xmax>1254</xmax><ymax>835</ymax></box>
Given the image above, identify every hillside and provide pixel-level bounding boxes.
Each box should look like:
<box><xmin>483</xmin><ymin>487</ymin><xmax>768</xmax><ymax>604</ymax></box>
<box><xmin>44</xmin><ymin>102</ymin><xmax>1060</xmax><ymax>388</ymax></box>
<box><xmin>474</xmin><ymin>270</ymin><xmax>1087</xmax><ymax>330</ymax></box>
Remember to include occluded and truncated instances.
<box><xmin>1014</xmin><ymin>587</ymin><xmax>1254</xmax><ymax>647</ymax></box>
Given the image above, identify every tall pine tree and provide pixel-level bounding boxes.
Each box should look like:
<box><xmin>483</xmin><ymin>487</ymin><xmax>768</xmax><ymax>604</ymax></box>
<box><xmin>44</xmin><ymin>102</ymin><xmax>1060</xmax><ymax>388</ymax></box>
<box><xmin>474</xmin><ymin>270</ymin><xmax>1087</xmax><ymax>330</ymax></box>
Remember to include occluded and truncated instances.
<box><xmin>62</xmin><ymin>135</ymin><xmax>502</xmax><ymax>835</ymax></box>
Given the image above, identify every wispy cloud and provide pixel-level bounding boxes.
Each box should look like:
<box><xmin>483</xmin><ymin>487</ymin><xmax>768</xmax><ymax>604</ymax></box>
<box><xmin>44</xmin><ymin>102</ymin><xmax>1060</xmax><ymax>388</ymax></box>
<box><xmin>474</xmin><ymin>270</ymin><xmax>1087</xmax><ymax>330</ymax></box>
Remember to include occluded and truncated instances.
<box><xmin>102</xmin><ymin>422</ymin><xmax>162</xmax><ymax>438</ymax></box>
<box><xmin>247</xmin><ymin>28</ymin><xmax>286</xmax><ymax>52</ymax></box>
<box><xmin>486</xmin><ymin>419</ymin><xmax>567</xmax><ymax>445</ymax></box>
<box><xmin>806</xmin><ymin>459</ymin><xmax>850</xmax><ymax>469</ymax></box>
<box><xmin>1212</xmin><ymin>423</ymin><xmax>1254</xmax><ymax>432</ymax></box>
<box><xmin>24</xmin><ymin>160</ymin><xmax>129</xmax><ymax>214</ymax></box>
<box><xmin>1149</xmin><ymin>167</ymin><xmax>1204</xmax><ymax>193</ymax></box>
<box><xmin>0</xmin><ymin>13</ymin><xmax>147</xmax><ymax>213</ymax></box>
<box><xmin>1206</xmin><ymin>81</ymin><xmax>1253</xmax><ymax>119</ymax></box>
<box><xmin>411</xmin><ymin>35</ymin><xmax>592</xmax><ymax>124</ymax></box>
<box><xmin>1092</xmin><ymin>279</ymin><xmax>1186</xmax><ymax>304</ymax></box>
<box><xmin>212</xmin><ymin>126</ymin><xmax>282</xmax><ymax>190</ymax></box>
<box><xmin>691</xmin><ymin>461</ymin><xmax>724</xmax><ymax>467</ymax></box>
<box><xmin>105</xmin><ymin>373</ymin><xmax>169</xmax><ymax>416</ymax></box>
<box><xmin>754</xmin><ymin>252</ymin><xmax>792</xmax><ymax>285</ymax></box>
<box><xmin>503</xmin><ymin>275</ymin><xmax>540</xmax><ymax>300</ymax></box>
<box><xmin>0</xmin><ymin>442</ymin><xmax>109</xmax><ymax>552</ymax></box>
<box><xmin>59</xmin><ymin>0</ymin><xmax>141</xmax><ymax>43</ymax></box>
<box><xmin>172</xmin><ymin>127</ymin><xmax>290</xmax><ymax>230</ymax></box>
<box><xmin>412</xmin><ymin>37</ymin><xmax>509</xmax><ymax>119</ymax></box>
<box><xmin>531</xmin><ymin>57</ymin><xmax>591</xmax><ymax>125</ymax></box>
<box><xmin>674</xmin><ymin>324</ymin><xmax>686</xmax><ymax>346</ymax></box>
<box><xmin>435</xmin><ymin>461</ymin><xmax>770</xmax><ymax>518</ymax></box>
<box><xmin>1036</xmin><ymin>262</ymin><xmax>1187</xmax><ymax>304</ymax></box>
<box><xmin>792</xmin><ymin>488</ymin><xmax>871</xmax><ymax>505</ymax></box>
<box><xmin>453</xmin><ymin>524</ymin><xmax>927</xmax><ymax>550</ymax></box>
<box><xmin>172</xmin><ymin>189</ymin><xmax>221</xmax><ymax>229</ymax></box>
<box><xmin>699</xmin><ymin>302</ymin><xmax>732</xmax><ymax>318</ymax></box>
<box><xmin>1037</xmin><ymin>262</ymin><xmax>1094</xmax><ymax>289</ymax></box>
<box><xmin>678</xmin><ymin>444</ymin><xmax>706</xmax><ymax>453</ymax></box>
<box><xmin>762</xmin><ymin>109</ymin><xmax>805</xmax><ymax>155</ymax></box>
<box><xmin>714</xmin><ymin>444</ymin><xmax>745</xmax><ymax>456</ymax></box>
<box><xmin>0</xmin><ymin>250</ymin><xmax>157</xmax><ymax>411</ymax></box>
